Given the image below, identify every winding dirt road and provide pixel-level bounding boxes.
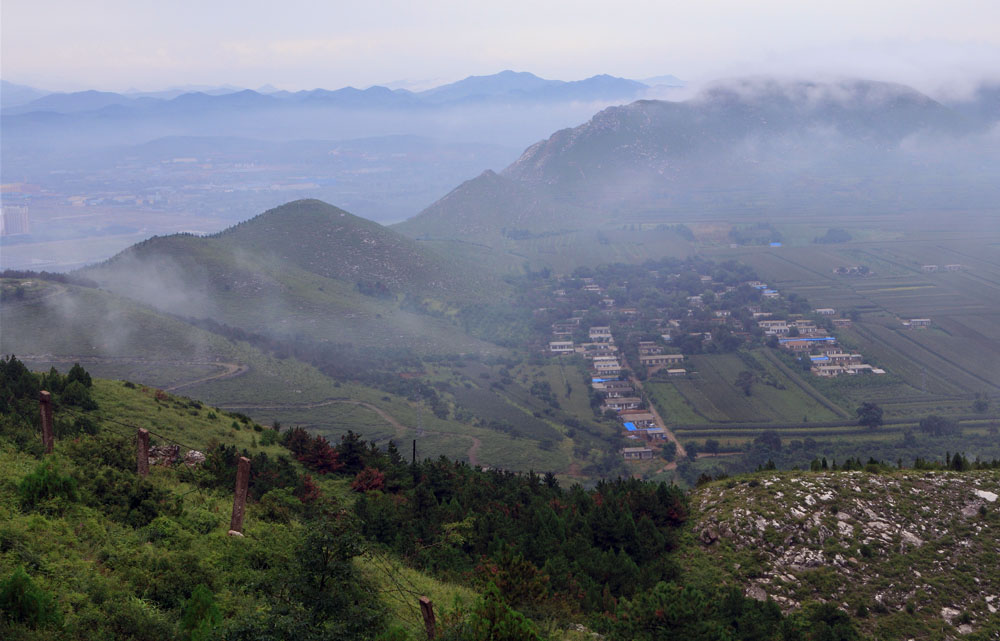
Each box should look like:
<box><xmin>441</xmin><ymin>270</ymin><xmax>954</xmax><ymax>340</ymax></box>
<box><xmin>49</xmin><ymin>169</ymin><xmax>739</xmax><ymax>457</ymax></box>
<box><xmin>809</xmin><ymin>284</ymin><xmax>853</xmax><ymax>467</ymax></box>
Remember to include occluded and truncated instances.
<box><xmin>18</xmin><ymin>355</ymin><xmax>249</xmax><ymax>392</ymax></box>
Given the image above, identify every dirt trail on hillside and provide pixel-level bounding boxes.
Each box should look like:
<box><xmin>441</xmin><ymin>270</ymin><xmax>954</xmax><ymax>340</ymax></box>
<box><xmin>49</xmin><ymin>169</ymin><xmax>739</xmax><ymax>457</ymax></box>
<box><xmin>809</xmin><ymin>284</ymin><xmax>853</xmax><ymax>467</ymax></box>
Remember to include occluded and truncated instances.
<box><xmin>166</xmin><ymin>362</ymin><xmax>248</xmax><ymax>391</ymax></box>
<box><xmin>219</xmin><ymin>398</ymin><xmax>483</xmax><ymax>465</ymax></box>
<box><xmin>18</xmin><ymin>354</ymin><xmax>249</xmax><ymax>392</ymax></box>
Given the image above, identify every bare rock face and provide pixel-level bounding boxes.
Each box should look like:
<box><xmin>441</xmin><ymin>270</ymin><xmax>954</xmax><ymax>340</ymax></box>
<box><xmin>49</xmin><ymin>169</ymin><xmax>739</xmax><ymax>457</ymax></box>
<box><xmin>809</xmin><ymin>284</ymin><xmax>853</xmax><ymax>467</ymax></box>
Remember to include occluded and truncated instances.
<box><xmin>148</xmin><ymin>444</ymin><xmax>180</xmax><ymax>466</ymax></box>
<box><xmin>183</xmin><ymin>450</ymin><xmax>206</xmax><ymax>467</ymax></box>
<box><xmin>692</xmin><ymin>470</ymin><xmax>1000</xmax><ymax>634</ymax></box>
<box><xmin>699</xmin><ymin>526</ymin><xmax>719</xmax><ymax>545</ymax></box>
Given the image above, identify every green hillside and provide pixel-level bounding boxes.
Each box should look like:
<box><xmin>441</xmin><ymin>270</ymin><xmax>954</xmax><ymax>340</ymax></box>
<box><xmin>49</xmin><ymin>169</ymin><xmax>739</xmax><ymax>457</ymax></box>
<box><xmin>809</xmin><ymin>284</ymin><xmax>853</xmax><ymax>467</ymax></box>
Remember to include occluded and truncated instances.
<box><xmin>0</xmin><ymin>278</ymin><xmax>583</xmax><ymax>475</ymax></box>
<box><xmin>216</xmin><ymin>199</ymin><xmax>492</xmax><ymax>297</ymax></box>
<box><xmin>77</xmin><ymin>200</ymin><xmax>506</xmax><ymax>353</ymax></box>
<box><xmin>0</xmin><ymin>279</ymin><xmax>343</xmax><ymax>404</ymax></box>
<box><xmin>5</xmin><ymin>361</ymin><xmax>998</xmax><ymax>640</ymax></box>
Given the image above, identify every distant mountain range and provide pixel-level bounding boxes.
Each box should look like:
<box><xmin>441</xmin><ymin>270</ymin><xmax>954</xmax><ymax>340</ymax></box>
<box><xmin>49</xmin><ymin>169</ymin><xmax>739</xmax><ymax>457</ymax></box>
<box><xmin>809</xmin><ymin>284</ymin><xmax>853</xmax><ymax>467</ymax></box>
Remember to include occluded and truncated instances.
<box><xmin>397</xmin><ymin>77</ymin><xmax>1000</xmax><ymax>242</ymax></box>
<box><xmin>1</xmin><ymin>70</ymin><xmax>675</xmax><ymax>115</ymax></box>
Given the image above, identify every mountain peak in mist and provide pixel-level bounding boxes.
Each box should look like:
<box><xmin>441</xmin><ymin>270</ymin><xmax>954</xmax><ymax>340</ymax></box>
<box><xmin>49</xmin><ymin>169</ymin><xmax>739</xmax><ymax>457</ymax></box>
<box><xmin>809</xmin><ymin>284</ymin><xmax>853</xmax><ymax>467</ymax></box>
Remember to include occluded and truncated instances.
<box><xmin>400</xmin><ymin>76</ymin><xmax>997</xmax><ymax>242</ymax></box>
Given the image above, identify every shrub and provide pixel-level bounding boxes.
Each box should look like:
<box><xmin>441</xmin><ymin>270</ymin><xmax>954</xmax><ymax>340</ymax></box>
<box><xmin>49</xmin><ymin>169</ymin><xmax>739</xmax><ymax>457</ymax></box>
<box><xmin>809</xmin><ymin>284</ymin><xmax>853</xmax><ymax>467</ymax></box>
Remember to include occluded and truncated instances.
<box><xmin>438</xmin><ymin>583</ymin><xmax>546</xmax><ymax>641</ymax></box>
<box><xmin>18</xmin><ymin>461</ymin><xmax>79</xmax><ymax>509</ymax></box>
<box><xmin>0</xmin><ymin>566</ymin><xmax>62</xmax><ymax>628</ymax></box>
<box><xmin>179</xmin><ymin>584</ymin><xmax>221</xmax><ymax>641</ymax></box>
<box><xmin>84</xmin><ymin>467</ymin><xmax>176</xmax><ymax>527</ymax></box>
<box><xmin>259</xmin><ymin>488</ymin><xmax>301</xmax><ymax>523</ymax></box>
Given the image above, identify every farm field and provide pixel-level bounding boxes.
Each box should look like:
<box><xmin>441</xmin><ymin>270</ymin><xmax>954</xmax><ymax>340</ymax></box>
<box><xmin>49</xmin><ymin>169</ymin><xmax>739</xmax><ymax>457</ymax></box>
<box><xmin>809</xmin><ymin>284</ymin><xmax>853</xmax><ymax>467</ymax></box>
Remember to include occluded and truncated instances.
<box><xmin>646</xmin><ymin>350</ymin><xmax>842</xmax><ymax>426</ymax></box>
<box><xmin>712</xmin><ymin>231</ymin><xmax>1000</xmax><ymax>419</ymax></box>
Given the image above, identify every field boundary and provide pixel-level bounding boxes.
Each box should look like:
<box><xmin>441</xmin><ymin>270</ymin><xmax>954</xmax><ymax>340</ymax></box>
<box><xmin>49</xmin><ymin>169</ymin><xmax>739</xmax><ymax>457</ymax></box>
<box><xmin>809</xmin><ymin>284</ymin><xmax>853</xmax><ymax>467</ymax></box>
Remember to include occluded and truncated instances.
<box><xmin>757</xmin><ymin>348</ymin><xmax>850</xmax><ymax>418</ymax></box>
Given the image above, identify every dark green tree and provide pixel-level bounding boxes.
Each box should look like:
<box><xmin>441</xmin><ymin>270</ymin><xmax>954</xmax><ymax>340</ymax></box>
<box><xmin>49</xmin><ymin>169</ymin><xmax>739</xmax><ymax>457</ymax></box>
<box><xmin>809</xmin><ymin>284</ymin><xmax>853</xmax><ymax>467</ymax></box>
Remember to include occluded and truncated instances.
<box><xmin>735</xmin><ymin>370</ymin><xmax>756</xmax><ymax>396</ymax></box>
<box><xmin>918</xmin><ymin>414</ymin><xmax>958</xmax><ymax>436</ymax></box>
<box><xmin>856</xmin><ymin>402</ymin><xmax>883</xmax><ymax>430</ymax></box>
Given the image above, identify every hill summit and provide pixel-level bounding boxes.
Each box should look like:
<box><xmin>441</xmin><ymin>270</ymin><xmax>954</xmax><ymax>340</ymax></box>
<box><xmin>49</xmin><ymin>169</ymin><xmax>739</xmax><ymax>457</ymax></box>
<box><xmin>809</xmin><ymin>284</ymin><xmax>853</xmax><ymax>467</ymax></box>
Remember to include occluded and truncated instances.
<box><xmin>214</xmin><ymin>199</ymin><xmax>462</xmax><ymax>292</ymax></box>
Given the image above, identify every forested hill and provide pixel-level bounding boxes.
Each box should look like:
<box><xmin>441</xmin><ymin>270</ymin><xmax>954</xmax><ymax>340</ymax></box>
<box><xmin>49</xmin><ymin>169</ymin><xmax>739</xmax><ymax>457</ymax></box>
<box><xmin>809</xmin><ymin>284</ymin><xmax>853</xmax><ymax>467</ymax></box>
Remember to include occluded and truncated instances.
<box><xmin>3</xmin><ymin>357</ymin><xmax>998</xmax><ymax>639</ymax></box>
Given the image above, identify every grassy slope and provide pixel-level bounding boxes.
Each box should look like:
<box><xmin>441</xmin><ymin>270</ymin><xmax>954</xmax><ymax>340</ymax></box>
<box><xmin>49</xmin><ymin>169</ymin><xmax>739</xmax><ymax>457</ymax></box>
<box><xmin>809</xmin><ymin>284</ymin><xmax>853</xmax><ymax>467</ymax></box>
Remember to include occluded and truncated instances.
<box><xmin>0</xmin><ymin>280</ymin><xmax>342</xmax><ymax>405</ymax></box>
<box><xmin>2</xmin><ymin>280</ymin><xmax>580</xmax><ymax>473</ymax></box>
<box><xmin>0</xmin><ymin>388</ymin><xmax>476</xmax><ymax>639</ymax></box>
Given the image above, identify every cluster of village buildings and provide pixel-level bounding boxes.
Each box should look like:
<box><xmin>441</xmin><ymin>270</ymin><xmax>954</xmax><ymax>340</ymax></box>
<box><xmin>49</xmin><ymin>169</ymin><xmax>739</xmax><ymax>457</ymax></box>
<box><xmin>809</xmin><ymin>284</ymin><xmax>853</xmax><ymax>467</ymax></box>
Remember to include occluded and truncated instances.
<box><xmin>754</xmin><ymin>301</ymin><xmax>886</xmax><ymax>377</ymax></box>
<box><xmin>548</xmin><ymin>315</ymin><xmax>674</xmax><ymax>461</ymax></box>
<box><xmin>550</xmin><ymin>277</ymin><xmax>890</xmax><ymax>384</ymax></box>
<box><xmin>540</xmin><ymin>273</ymin><xmax>895</xmax><ymax>460</ymax></box>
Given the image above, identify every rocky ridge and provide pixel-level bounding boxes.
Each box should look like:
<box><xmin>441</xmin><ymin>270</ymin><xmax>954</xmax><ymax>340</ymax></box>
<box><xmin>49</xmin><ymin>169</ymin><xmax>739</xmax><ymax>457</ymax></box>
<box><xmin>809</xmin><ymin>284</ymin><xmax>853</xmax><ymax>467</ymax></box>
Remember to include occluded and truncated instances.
<box><xmin>692</xmin><ymin>470</ymin><xmax>1000</xmax><ymax>638</ymax></box>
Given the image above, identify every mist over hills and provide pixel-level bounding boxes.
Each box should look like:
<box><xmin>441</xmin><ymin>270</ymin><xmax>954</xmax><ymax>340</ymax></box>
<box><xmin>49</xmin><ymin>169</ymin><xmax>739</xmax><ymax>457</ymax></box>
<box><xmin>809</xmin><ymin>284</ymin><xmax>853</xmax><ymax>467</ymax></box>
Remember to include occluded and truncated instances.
<box><xmin>74</xmin><ymin>200</ymin><xmax>504</xmax><ymax>351</ymax></box>
<box><xmin>0</xmin><ymin>71</ymin><xmax>676</xmax><ymax>265</ymax></box>
<box><xmin>399</xmin><ymin>77</ymin><xmax>1000</xmax><ymax>242</ymax></box>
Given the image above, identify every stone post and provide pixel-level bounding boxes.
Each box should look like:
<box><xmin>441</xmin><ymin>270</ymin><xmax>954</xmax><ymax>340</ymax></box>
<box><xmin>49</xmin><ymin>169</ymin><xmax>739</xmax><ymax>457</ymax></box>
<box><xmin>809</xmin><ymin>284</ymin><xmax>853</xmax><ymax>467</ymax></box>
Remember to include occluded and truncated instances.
<box><xmin>136</xmin><ymin>429</ymin><xmax>150</xmax><ymax>477</ymax></box>
<box><xmin>419</xmin><ymin>596</ymin><xmax>436</xmax><ymax>640</ymax></box>
<box><xmin>39</xmin><ymin>391</ymin><xmax>54</xmax><ymax>454</ymax></box>
<box><xmin>229</xmin><ymin>456</ymin><xmax>251</xmax><ymax>534</ymax></box>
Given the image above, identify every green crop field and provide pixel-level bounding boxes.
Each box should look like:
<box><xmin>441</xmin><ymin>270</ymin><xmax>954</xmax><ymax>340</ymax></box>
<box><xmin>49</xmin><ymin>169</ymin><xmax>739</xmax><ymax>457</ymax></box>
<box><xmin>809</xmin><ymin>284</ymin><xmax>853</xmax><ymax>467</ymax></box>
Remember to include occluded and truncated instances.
<box><xmin>647</xmin><ymin>351</ymin><xmax>842</xmax><ymax>426</ymax></box>
<box><xmin>707</xmin><ymin>229</ymin><xmax>1000</xmax><ymax>429</ymax></box>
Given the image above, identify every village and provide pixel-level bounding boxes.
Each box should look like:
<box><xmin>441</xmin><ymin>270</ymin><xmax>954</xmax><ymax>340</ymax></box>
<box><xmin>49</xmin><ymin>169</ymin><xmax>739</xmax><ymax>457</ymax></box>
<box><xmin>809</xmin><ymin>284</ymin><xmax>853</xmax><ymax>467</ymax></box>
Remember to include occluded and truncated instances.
<box><xmin>540</xmin><ymin>265</ymin><xmax>887</xmax><ymax>463</ymax></box>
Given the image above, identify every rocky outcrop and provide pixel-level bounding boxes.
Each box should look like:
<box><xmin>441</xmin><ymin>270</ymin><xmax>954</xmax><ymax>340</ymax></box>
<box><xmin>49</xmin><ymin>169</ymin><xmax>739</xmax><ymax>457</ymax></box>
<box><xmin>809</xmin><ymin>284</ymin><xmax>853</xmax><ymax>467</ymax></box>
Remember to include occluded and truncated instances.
<box><xmin>692</xmin><ymin>470</ymin><xmax>1000</xmax><ymax>636</ymax></box>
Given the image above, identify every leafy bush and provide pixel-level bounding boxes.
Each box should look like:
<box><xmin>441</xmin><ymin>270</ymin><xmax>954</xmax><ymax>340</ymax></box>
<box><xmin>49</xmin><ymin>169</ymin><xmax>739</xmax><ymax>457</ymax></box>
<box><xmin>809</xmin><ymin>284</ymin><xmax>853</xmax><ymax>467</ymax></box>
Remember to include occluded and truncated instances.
<box><xmin>83</xmin><ymin>467</ymin><xmax>177</xmax><ymax>527</ymax></box>
<box><xmin>0</xmin><ymin>566</ymin><xmax>62</xmax><ymax>629</ymax></box>
<box><xmin>438</xmin><ymin>583</ymin><xmax>546</xmax><ymax>641</ymax></box>
<box><xmin>259</xmin><ymin>487</ymin><xmax>301</xmax><ymax>523</ymax></box>
<box><xmin>179</xmin><ymin>584</ymin><xmax>222</xmax><ymax>641</ymax></box>
<box><xmin>18</xmin><ymin>460</ymin><xmax>79</xmax><ymax>509</ymax></box>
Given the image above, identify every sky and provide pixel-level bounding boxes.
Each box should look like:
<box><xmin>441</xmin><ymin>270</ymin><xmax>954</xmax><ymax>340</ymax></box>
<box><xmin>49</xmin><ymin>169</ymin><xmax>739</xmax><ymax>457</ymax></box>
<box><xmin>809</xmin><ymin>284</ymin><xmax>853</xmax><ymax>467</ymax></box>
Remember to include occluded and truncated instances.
<box><xmin>2</xmin><ymin>0</ymin><xmax>999</xmax><ymax>94</ymax></box>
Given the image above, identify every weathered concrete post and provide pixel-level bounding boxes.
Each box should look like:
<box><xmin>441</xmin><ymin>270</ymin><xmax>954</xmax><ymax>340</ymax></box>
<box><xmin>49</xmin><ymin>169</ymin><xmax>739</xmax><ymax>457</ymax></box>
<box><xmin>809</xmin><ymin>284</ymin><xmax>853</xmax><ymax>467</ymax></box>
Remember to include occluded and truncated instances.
<box><xmin>39</xmin><ymin>391</ymin><xmax>54</xmax><ymax>454</ymax></box>
<box><xmin>136</xmin><ymin>428</ymin><xmax>150</xmax><ymax>477</ymax></box>
<box><xmin>419</xmin><ymin>596</ymin><xmax>436</xmax><ymax>640</ymax></box>
<box><xmin>229</xmin><ymin>456</ymin><xmax>251</xmax><ymax>534</ymax></box>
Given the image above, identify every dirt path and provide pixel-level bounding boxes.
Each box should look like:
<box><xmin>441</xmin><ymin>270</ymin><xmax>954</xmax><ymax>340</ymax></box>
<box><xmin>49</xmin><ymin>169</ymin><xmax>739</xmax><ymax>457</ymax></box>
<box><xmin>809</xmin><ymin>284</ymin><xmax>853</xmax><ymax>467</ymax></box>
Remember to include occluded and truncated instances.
<box><xmin>619</xmin><ymin>354</ymin><xmax>687</xmax><ymax>459</ymax></box>
<box><xmin>18</xmin><ymin>354</ymin><xmax>249</xmax><ymax>392</ymax></box>
<box><xmin>166</xmin><ymin>362</ymin><xmax>248</xmax><ymax>392</ymax></box>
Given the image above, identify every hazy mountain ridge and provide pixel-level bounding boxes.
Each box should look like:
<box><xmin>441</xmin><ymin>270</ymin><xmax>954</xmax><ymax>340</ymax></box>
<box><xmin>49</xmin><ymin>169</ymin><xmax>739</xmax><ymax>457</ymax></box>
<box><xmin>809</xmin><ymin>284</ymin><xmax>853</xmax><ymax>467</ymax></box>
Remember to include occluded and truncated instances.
<box><xmin>2</xmin><ymin>70</ymin><xmax>657</xmax><ymax>116</ymax></box>
<box><xmin>212</xmin><ymin>200</ymin><xmax>470</xmax><ymax>292</ymax></box>
<box><xmin>400</xmin><ymin>77</ymin><xmax>1000</xmax><ymax>241</ymax></box>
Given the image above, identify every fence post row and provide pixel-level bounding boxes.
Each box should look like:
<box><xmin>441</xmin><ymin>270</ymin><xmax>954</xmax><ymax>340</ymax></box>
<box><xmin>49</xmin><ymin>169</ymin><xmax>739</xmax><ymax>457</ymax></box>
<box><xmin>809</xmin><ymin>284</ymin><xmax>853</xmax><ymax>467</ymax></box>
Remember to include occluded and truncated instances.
<box><xmin>39</xmin><ymin>391</ymin><xmax>54</xmax><ymax>454</ymax></box>
<box><xmin>229</xmin><ymin>456</ymin><xmax>251</xmax><ymax>534</ymax></box>
<box><xmin>34</xmin><ymin>389</ymin><xmax>254</xmax><ymax>535</ymax></box>
<box><xmin>419</xmin><ymin>596</ymin><xmax>436</xmax><ymax>640</ymax></box>
<box><xmin>136</xmin><ymin>428</ymin><xmax>150</xmax><ymax>477</ymax></box>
